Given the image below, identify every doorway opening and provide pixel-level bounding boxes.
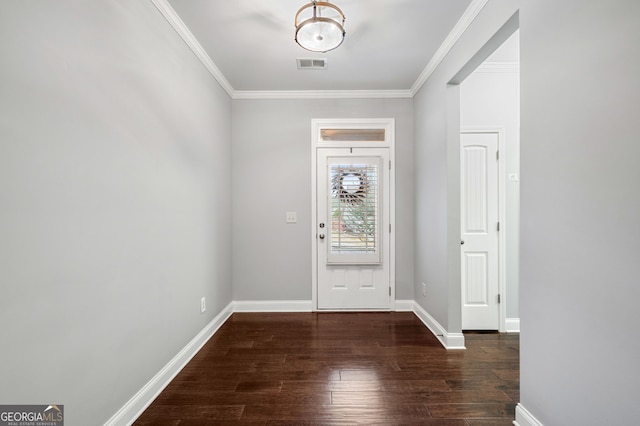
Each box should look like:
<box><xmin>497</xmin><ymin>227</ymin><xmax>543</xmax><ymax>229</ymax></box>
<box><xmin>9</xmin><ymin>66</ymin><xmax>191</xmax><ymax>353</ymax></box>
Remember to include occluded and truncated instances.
<box><xmin>449</xmin><ymin>18</ymin><xmax>520</xmax><ymax>332</ymax></box>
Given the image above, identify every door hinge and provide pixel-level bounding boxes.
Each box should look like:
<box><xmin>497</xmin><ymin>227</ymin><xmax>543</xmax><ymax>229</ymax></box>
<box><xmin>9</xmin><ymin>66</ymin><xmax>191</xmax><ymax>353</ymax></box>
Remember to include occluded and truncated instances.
<box><xmin>496</xmin><ymin>150</ymin><xmax>500</xmax><ymax>160</ymax></box>
<box><xmin>497</xmin><ymin>221</ymin><xmax>500</xmax><ymax>232</ymax></box>
<box><xmin>498</xmin><ymin>294</ymin><xmax>501</xmax><ymax>304</ymax></box>
<box><xmin>389</xmin><ymin>287</ymin><xmax>391</xmax><ymax>296</ymax></box>
<box><xmin>389</xmin><ymin>223</ymin><xmax>392</xmax><ymax>233</ymax></box>
<box><xmin>389</xmin><ymin>160</ymin><xmax>391</xmax><ymax>170</ymax></box>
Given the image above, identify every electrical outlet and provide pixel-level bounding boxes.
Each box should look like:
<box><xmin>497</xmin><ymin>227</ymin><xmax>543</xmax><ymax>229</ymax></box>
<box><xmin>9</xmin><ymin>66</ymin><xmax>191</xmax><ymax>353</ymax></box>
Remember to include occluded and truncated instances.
<box><xmin>286</xmin><ymin>212</ymin><xmax>297</xmax><ymax>223</ymax></box>
<box><xmin>200</xmin><ymin>297</ymin><xmax>206</xmax><ymax>314</ymax></box>
<box><xmin>421</xmin><ymin>283</ymin><xmax>427</xmax><ymax>297</ymax></box>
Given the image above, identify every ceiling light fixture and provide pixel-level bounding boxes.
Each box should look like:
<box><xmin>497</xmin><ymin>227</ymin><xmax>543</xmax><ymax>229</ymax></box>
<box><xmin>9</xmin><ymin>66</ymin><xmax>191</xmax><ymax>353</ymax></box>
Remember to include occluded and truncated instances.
<box><xmin>294</xmin><ymin>1</ymin><xmax>346</xmax><ymax>53</ymax></box>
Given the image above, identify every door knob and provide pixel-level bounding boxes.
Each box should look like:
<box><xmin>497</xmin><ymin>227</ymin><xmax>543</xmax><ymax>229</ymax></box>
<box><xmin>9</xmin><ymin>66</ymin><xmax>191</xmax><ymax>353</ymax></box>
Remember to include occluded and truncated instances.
<box><xmin>461</xmin><ymin>240</ymin><xmax>465</xmax><ymax>245</ymax></box>
<box><xmin>319</xmin><ymin>234</ymin><xmax>325</xmax><ymax>239</ymax></box>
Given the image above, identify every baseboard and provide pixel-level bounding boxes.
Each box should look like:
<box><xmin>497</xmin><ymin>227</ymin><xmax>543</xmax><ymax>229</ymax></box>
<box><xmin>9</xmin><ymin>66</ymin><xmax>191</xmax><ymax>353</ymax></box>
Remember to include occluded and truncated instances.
<box><xmin>412</xmin><ymin>302</ymin><xmax>466</xmax><ymax>350</ymax></box>
<box><xmin>104</xmin><ymin>301</ymin><xmax>234</xmax><ymax>426</ymax></box>
<box><xmin>232</xmin><ymin>300</ymin><xmax>313</xmax><ymax>312</ymax></box>
<box><xmin>107</xmin><ymin>299</ymin><xmax>468</xmax><ymax>425</ymax></box>
<box><xmin>514</xmin><ymin>403</ymin><xmax>544</xmax><ymax>426</ymax></box>
<box><xmin>394</xmin><ymin>299</ymin><xmax>414</xmax><ymax>311</ymax></box>
<box><xmin>233</xmin><ymin>299</ymin><xmax>415</xmax><ymax>313</ymax></box>
<box><xmin>505</xmin><ymin>317</ymin><xmax>521</xmax><ymax>333</ymax></box>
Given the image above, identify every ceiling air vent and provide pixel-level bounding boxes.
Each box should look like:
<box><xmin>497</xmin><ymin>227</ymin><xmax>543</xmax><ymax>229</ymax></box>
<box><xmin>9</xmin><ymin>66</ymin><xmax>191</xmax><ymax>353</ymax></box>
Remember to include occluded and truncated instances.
<box><xmin>297</xmin><ymin>58</ymin><xmax>328</xmax><ymax>70</ymax></box>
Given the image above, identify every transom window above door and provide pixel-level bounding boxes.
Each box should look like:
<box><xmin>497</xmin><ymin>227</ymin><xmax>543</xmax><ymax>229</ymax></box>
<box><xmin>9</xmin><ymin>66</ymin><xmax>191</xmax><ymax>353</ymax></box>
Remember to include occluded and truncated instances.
<box><xmin>320</xmin><ymin>128</ymin><xmax>385</xmax><ymax>142</ymax></box>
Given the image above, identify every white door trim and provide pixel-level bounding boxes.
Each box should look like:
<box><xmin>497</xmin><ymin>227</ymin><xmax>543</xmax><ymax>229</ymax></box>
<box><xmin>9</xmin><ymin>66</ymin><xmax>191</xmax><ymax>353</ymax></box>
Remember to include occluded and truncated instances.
<box><xmin>311</xmin><ymin>118</ymin><xmax>396</xmax><ymax>311</ymax></box>
<box><xmin>460</xmin><ymin>126</ymin><xmax>506</xmax><ymax>331</ymax></box>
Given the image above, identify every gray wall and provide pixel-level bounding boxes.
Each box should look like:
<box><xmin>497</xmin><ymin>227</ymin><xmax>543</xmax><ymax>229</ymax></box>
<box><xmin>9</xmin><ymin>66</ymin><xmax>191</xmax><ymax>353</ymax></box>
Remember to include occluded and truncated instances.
<box><xmin>519</xmin><ymin>0</ymin><xmax>640</xmax><ymax>424</ymax></box>
<box><xmin>415</xmin><ymin>0</ymin><xmax>640</xmax><ymax>423</ymax></box>
<box><xmin>413</xmin><ymin>0</ymin><xmax>521</xmax><ymax>331</ymax></box>
<box><xmin>4</xmin><ymin>1</ymin><xmax>639</xmax><ymax>425</ymax></box>
<box><xmin>460</xmin><ymin>55</ymin><xmax>520</xmax><ymax>320</ymax></box>
<box><xmin>231</xmin><ymin>99</ymin><xmax>414</xmax><ymax>301</ymax></box>
<box><xmin>0</xmin><ymin>2</ymin><xmax>232</xmax><ymax>425</ymax></box>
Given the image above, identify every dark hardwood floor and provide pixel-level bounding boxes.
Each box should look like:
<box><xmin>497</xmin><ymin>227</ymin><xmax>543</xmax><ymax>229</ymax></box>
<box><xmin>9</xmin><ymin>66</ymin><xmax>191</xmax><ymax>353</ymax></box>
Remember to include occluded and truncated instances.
<box><xmin>135</xmin><ymin>312</ymin><xmax>519</xmax><ymax>425</ymax></box>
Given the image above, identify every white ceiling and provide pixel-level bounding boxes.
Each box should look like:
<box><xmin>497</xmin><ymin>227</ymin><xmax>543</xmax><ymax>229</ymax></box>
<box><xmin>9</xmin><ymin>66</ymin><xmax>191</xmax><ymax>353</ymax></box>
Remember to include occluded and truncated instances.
<box><xmin>164</xmin><ymin>0</ymin><xmax>476</xmax><ymax>93</ymax></box>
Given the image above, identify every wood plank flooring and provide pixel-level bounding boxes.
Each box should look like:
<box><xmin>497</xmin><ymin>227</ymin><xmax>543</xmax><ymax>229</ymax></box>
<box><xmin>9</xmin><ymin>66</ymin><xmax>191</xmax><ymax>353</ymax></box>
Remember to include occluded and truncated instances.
<box><xmin>135</xmin><ymin>312</ymin><xmax>519</xmax><ymax>425</ymax></box>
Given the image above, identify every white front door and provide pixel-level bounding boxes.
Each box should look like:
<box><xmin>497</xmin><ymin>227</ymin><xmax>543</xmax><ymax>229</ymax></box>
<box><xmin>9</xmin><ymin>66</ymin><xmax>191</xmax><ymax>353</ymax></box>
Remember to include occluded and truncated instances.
<box><xmin>316</xmin><ymin>147</ymin><xmax>390</xmax><ymax>309</ymax></box>
<box><xmin>461</xmin><ymin>131</ymin><xmax>500</xmax><ymax>329</ymax></box>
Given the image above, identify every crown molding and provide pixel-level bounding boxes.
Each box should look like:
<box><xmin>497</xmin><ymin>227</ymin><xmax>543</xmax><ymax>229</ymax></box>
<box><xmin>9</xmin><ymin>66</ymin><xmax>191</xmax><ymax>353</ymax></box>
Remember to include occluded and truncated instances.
<box><xmin>150</xmin><ymin>0</ymin><xmax>412</xmax><ymax>100</ymax></box>
<box><xmin>152</xmin><ymin>0</ymin><xmax>489</xmax><ymax>100</ymax></box>
<box><xmin>150</xmin><ymin>0</ymin><xmax>235</xmax><ymax>98</ymax></box>
<box><xmin>410</xmin><ymin>0</ymin><xmax>490</xmax><ymax>96</ymax></box>
<box><xmin>233</xmin><ymin>89</ymin><xmax>413</xmax><ymax>100</ymax></box>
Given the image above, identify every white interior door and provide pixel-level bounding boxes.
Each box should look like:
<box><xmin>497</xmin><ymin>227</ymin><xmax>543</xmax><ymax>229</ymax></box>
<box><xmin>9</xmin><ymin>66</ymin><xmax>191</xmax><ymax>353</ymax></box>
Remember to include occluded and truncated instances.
<box><xmin>317</xmin><ymin>147</ymin><xmax>390</xmax><ymax>309</ymax></box>
<box><xmin>461</xmin><ymin>131</ymin><xmax>500</xmax><ymax>329</ymax></box>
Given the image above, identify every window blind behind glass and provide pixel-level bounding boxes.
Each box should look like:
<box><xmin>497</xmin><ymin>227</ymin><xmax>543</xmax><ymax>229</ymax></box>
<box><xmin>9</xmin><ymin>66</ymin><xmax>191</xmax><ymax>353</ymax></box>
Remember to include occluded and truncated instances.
<box><xmin>329</xmin><ymin>163</ymin><xmax>378</xmax><ymax>255</ymax></box>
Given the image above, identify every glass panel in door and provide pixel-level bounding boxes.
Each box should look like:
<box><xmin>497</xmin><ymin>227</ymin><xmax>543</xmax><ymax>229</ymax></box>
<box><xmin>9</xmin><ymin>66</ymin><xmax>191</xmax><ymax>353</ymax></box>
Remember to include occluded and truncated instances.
<box><xmin>327</xmin><ymin>159</ymin><xmax>381</xmax><ymax>264</ymax></box>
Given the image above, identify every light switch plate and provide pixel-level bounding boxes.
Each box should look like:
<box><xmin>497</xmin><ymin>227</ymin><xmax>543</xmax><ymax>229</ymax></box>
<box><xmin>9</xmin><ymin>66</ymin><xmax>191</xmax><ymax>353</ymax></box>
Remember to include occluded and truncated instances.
<box><xmin>286</xmin><ymin>212</ymin><xmax>297</xmax><ymax>223</ymax></box>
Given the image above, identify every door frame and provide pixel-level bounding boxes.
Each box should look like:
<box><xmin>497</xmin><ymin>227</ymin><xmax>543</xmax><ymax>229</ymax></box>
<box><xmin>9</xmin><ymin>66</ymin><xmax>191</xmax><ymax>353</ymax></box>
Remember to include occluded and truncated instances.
<box><xmin>460</xmin><ymin>126</ymin><xmax>507</xmax><ymax>331</ymax></box>
<box><xmin>311</xmin><ymin>118</ymin><xmax>396</xmax><ymax>311</ymax></box>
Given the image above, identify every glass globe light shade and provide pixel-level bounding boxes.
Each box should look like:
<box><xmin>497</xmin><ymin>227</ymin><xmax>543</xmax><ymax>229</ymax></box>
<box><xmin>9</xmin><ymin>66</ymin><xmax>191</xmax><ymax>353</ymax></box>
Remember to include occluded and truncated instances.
<box><xmin>295</xmin><ymin>2</ymin><xmax>345</xmax><ymax>53</ymax></box>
